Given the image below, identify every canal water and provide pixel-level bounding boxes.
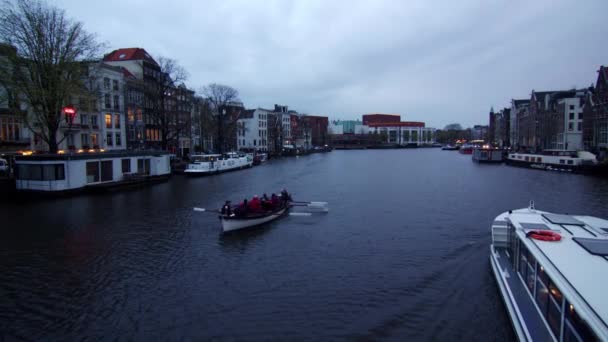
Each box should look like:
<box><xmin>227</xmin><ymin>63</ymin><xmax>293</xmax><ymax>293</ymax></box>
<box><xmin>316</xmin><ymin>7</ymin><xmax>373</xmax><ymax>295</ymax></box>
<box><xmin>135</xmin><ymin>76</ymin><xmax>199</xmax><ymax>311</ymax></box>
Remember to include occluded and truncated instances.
<box><xmin>2</xmin><ymin>149</ymin><xmax>608</xmax><ymax>341</ymax></box>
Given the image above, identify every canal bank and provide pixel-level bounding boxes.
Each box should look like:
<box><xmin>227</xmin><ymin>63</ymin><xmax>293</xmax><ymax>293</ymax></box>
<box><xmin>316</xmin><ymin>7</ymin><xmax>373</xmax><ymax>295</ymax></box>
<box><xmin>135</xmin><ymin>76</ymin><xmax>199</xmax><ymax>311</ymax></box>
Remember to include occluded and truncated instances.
<box><xmin>1</xmin><ymin>149</ymin><xmax>608</xmax><ymax>340</ymax></box>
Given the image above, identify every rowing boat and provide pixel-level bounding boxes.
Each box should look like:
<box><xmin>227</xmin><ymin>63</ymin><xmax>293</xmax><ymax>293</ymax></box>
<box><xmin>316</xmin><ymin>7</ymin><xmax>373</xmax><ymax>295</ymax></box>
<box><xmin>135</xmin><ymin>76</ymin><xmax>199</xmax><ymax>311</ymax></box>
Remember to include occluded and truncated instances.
<box><xmin>220</xmin><ymin>203</ymin><xmax>290</xmax><ymax>233</ymax></box>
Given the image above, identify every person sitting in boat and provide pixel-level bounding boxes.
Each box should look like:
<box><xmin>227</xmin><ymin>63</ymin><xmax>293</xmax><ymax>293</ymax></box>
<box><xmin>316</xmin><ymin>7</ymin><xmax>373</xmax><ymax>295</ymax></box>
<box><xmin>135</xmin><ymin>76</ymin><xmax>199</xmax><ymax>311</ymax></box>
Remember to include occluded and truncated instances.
<box><xmin>270</xmin><ymin>193</ymin><xmax>279</xmax><ymax>209</ymax></box>
<box><xmin>280</xmin><ymin>189</ymin><xmax>292</xmax><ymax>204</ymax></box>
<box><xmin>248</xmin><ymin>195</ymin><xmax>262</xmax><ymax>212</ymax></box>
<box><xmin>235</xmin><ymin>199</ymin><xmax>248</xmax><ymax>217</ymax></box>
<box><xmin>220</xmin><ymin>201</ymin><xmax>232</xmax><ymax>216</ymax></box>
<box><xmin>261</xmin><ymin>193</ymin><xmax>271</xmax><ymax>211</ymax></box>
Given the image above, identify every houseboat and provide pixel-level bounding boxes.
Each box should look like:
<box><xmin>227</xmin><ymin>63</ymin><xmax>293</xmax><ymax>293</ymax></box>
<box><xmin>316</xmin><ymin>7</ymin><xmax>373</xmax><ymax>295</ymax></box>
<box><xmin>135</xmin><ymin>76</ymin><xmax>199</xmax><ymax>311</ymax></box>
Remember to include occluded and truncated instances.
<box><xmin>441</xmin><ymin>144</ymin><xmax>459</xmax><ymax>150</ymax></box>
<box><xmin>459</xmin><ymin>144</ymin><xmax>475</xmax><ymax>154</ymax></box>
<box><xmin>184</xmin><ymin>152</ymin><xmax>252</xmax><ymax>175</ymax></box>
<box><xmin>506</xmin><ymin>150</ymin><xmax>597</xmax><ymax>173</ymax></box>
<box><xmin>490</xmin><ymin>204</ymin><xmax>608</xmax><ymax>341</ymax></box>
<box><xmin>14</xmin><ymin>151</ymin><xmax>171</xmax><ymax>193</ymax></box>
<box><xmin>472</xmin><ymin>148</ymin><xmax>503</xmax><ymax>163</ymax></box>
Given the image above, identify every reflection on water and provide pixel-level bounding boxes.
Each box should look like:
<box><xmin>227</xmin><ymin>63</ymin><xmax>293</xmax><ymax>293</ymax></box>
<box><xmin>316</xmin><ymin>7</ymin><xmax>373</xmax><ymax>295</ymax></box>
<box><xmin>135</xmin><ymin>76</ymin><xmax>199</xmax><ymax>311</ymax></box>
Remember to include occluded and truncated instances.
<box><xmin>1</xmin><ymin>149</ymin><xmax>608</xmax><ymax>340</ymax></box>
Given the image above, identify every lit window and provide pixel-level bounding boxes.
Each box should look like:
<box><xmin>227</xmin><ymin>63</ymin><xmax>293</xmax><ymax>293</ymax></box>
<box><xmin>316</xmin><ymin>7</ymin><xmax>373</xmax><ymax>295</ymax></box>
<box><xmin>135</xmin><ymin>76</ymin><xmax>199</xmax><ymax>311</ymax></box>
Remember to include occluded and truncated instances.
<box><xmin>105</xmin><ymin>114</ymin><xmax>112</xmax><ymax>128</ymax></box>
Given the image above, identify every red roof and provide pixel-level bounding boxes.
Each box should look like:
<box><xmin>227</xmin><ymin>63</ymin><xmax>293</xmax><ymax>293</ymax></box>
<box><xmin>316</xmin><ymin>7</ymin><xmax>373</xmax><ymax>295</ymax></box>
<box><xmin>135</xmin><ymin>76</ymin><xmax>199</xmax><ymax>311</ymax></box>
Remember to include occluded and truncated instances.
<box><xmin>368</xmin><ymin>121</ymin><xmax>425</xmax><ymax>128</ymax></box>
<box><xmin>103</xmin><ymin>48</ymin><xmax>158</xmax><ymax>65</ymax></box>
<box><xmin>121</xmin><ymin>67</ymin><xmax>135</xmax><ymax>79</ymax></box>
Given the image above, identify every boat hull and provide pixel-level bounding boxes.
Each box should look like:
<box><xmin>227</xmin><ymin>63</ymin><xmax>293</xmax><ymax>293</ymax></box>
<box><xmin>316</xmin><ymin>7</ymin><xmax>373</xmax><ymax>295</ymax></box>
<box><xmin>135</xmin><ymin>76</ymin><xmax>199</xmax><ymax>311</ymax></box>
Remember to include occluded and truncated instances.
<box><xmin>184</xmin><ymin>162</ymin><xmax>252</xmax><ymax>176</ymax></box>
<box><xmin>220</xmin><ymin>206</ymin><xmax>288</xmax><ymax>232</ymax></box>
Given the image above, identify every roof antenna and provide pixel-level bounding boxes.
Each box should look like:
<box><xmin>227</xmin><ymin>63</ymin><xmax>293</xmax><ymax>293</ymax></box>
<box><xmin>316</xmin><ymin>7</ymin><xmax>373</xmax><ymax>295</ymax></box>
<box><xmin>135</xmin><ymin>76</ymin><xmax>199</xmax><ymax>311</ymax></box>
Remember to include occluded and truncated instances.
<box><xmin>529</xmin><ymin>200</ymin><xmax>535</xmax><ymax>210</ymax></box>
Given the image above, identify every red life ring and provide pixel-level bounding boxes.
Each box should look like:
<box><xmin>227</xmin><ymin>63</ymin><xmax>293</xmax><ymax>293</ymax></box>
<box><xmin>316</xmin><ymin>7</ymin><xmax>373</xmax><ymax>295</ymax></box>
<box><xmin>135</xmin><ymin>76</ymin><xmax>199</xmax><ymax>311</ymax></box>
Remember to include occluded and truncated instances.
<box><xmin>526</xmin><ymin>230</ymin><xmax>561</xmax><ymax>242</ymax></box>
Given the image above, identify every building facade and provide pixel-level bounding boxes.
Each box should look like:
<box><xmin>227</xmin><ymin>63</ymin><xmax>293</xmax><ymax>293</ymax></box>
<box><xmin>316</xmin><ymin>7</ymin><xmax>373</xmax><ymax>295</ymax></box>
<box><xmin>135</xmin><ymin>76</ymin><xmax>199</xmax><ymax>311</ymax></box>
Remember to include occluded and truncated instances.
<box><xmin>510</xmin><ymin>99</ymin><xmax>530</xmax><ymax>148</ymax></box>
<box><xmin>583</xmin><ymin>66</ymin><xmax>608</xmax><ymax>160</ymax></box>
<box><xmin>368</xmin><ymin>122</ymin><xmax>435</xmax><ymax>145</ymax></box>
<box><xmin>236</xmin><ymin>108</ymin><xmax>271</xmax><ymax>152</ymax></box>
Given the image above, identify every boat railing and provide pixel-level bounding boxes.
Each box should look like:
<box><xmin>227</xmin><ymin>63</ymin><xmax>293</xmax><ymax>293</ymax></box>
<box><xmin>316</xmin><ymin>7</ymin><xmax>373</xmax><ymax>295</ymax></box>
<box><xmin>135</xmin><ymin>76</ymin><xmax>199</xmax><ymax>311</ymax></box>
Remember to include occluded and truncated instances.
<box><xmin>492</xmin><ymin>221</ymin><xmax>509</xmax><ymax>248</ymax></box>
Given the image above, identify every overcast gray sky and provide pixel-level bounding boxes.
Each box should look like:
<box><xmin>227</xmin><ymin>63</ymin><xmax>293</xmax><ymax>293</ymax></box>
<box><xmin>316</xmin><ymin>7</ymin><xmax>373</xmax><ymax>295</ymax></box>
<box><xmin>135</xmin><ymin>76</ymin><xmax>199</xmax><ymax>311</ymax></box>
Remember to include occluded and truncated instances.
<box><xmin>55</xmin><ymin>0</ymin><xmax>608</xmax><ymax>128</ymax></box>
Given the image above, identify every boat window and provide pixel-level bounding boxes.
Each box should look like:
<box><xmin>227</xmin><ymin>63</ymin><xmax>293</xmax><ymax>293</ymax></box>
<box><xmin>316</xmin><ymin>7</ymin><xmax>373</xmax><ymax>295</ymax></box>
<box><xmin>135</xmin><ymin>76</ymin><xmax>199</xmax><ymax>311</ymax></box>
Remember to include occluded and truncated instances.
<box><xmin>519</xmin><ymin>244</ymin><xmax>528</xmax><ymax>279</ymax></box>
<box><xmin>122</xmin><ymin>159</ymin><xmax>131</xmax><ymax>173</ymax></box>
<box><xmin>86</xmin><ymin>162</ymin><xmax>99</xmax><ymax>183</ymax></box>
<box><xmin>16</xmin><ymin>164</ymin><xmax>65</xmax><ymax>181</ymax></box>
<box><xmin>537</xmin><ymin>157</ymin><xmax>542</xmax><ymax>163</ymax></box>
<box><xmin>567</xmin><ymin>160</ymin><xmax>573</xmax><ymax>165</ymax></box>
<box><xmin>535</xmin><ymin>276</ymin><xmax>549</xmax><ymax>316</ymax></box>
<box><xmin>543</xmin><ymin>213</ymin><xmax>584</xmax><ymax>226</ymax></box>
<box><xmin>101</xmin><ymin>161</ymin><xmax>113</xmax><ymax>182</ymax></box>
<box><xmin>564</xmin><ymin>301</ymin><xmax>599</xmax><ymax>342</ymax></box>
<box><xmin>137</xmin><ymin>159</ymin><xmax>150</xmax><ymax>175</ymax></box>
<box><xmin>547</xmin><ymin>283</ymin><xmax>562</xmax><ymax>338</ymax></box>
<box><xmin>560</xmin><ymin>159</ymin><xmax>565</xmax><ymax>164</ymax></box>
<box><xmin>525</xmin><ymin>156</ymin><xmax>529</xmax><ymax>161</ymax></box>
<box><xmin>573</xmin><ymin>237</ymin><xmax>608</xmax><ymax>256</ymax></box>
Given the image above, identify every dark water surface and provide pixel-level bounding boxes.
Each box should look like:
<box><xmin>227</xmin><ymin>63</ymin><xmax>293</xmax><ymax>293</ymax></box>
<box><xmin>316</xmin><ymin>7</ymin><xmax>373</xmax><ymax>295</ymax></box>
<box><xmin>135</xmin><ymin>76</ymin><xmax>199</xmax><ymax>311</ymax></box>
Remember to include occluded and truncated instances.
<box><xmin>2</xmin><ymin>149</ymin><xmax>608</xmax><ymax>341</ymax></box>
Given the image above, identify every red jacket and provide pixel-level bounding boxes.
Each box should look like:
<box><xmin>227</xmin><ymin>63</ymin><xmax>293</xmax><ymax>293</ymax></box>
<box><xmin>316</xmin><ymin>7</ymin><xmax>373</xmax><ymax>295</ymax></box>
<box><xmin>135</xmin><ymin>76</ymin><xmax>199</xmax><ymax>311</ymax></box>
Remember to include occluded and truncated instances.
<box><xmin>249</xmin><ymin>198</ymin><xmax>261</xmax><ymax>211</ymax></box>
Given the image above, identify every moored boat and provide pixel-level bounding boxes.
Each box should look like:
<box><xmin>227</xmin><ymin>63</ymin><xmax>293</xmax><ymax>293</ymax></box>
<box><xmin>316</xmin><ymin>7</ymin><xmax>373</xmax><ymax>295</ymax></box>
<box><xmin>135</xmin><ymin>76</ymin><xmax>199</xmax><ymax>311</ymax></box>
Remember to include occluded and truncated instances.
<box><xmin>441</xmin><ymin>144</ymin><xmax>459</xmax><ymax>150</ymax></box>
<box><xmin>472</xmin><ymin>147</ymin><xmax>503</xmax><ymax>163</ymax></box>
<box><xmin>506</xmin><ymin>150</ymin><xmax>597</xmax><ymax>173</ymax></box>
<box><xmin>490</xmin><ymin>204</ymin><xmax>608</xmax><ymax>341</ymax></box>
<box><xmin>184</xmin><ymin>152</ymin><xmax>252</xmax><ymax>175</ymax></box>
<box><xmin>458</xmin><ymin>144</ymin><xmax>475</xmax><ymax>154</ymax></box>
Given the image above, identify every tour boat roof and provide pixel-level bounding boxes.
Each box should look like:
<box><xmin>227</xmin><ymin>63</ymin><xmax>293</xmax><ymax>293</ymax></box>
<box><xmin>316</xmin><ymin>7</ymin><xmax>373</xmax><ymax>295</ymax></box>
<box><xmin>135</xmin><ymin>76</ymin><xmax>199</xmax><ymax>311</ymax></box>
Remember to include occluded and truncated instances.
<box><xmin>504</xmin><ymin>208</ymin><xmax>608</xmax><ymax>332</ymax></box>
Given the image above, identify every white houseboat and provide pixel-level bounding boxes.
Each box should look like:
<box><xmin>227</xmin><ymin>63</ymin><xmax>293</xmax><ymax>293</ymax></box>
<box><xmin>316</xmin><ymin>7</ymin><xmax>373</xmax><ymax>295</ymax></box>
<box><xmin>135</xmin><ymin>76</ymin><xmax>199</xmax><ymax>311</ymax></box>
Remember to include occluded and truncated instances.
<box><xmin>14</xmin><ymin>151</ymin><xmax>171</xmax><ymax>193</ymax></box>
<box><xmin>184</xmin><ymin>152</ymin><xmax>252</xmax><ymax>176</ymax></box>
<box><xmin>506</xmin><ymin>150</ymin><xmax>597</xmax><ymax>173</ymax></box>
<box><xmin>490</xmin><ymin>204</ymin><xmax>608</xmax><ymax>341</ymax></box>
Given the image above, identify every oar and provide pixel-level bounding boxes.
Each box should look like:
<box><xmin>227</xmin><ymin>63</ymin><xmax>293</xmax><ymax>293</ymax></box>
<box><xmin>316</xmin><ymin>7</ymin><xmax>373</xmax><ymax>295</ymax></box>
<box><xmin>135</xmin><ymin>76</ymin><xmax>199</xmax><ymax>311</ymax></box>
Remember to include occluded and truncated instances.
<box><xmin>289</xmin><ymin>212</ymin><xmax>312</xmax><ymax>216</ymax></box>
<box><xmin>291</xmin><ymin>201</ymin><xmax>329</xmax><ymax>212</ymax></box>
<box><xmin>193</xmin><ymin>207</ymin><xmax>220</xmax><ymax>214</ymax></box>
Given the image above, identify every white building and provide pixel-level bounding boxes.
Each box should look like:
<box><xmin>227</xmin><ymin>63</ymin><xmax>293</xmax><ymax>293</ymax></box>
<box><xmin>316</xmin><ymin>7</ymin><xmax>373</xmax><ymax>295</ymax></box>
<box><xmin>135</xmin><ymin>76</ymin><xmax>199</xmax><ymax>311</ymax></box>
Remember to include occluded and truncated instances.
<box><xmin>30</xmin><ymin>62</ymin><xmax>126</xmax><ymax>152</ymax></box>
<box><xmin>555</xmin><ymin>92</ymin><xmax>585</xmax><ymax>150</ymax></box>
<box><xmin>369</xmin><ymin>124</ymin><xmax>436</xmax><ymax>145</ymax></box>
<box><xmin>236</xmin><ymin>108</ymin><xmax>271</xmax><ymax>151</ymax></box>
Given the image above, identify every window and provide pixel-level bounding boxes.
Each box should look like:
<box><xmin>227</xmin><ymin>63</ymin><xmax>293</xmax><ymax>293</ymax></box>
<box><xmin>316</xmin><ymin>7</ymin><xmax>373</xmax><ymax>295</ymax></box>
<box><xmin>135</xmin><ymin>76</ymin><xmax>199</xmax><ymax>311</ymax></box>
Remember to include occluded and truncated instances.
<box><xmin>122</xmin><ymin>159</ymin><xmax>131</xmax><ymax>173</ymax></box>
<box><xmin>105</xmin><ymin>114</ymin><xmax>112</xmax><ymax>128</ymax></box>
<box><xmin>569</xmin><ymin>113</ymin><xmax>575</xmax><ymax>120</ymax></box>
<box><xmin>80</xmin><ymin>114</ymin><xmax>88</xmax><ymax>126</ymax></box>
<box><xmin>137</xmin><ymin>159</ymin><xmax>150</xmax><ymax>174</ymax></box>
<box><xmin>91</xmin><ymin>115</ymin><xmax>98</xmax><ymax>127</ymax></box>
<box><xmin>254</xmin><ymin>139</ymin><xmax>257</xmax><ymax>146</ymax></box>
<box><xmin>86</xmin><ymin>161</ymin><xmax>99</xmax><ymax>183</ymax></box>
<box><xmin>103</xmin><ymin>77</ymin><xmax>110</xmax><ymax>90</ymax></box>
<box><xmin>115</xmin><ymin>114</ymin><xmax>120</xmax><ymax>128</ymax></box>
<box><xmin>547</xmin><ymin>282</ymin><xmax>562</xmax><ymax>338</ymax></box>
<box><xmin>569</xmin><ymin>105</ymin><xmax>574</xmax><ymax>110</ymax></box>
<box><xmin>577</xmin><ymin>123</ymin><xmax>581</xmax><ymax>131</ymax></box>
<box><xmin>16</xmin><ymin>164</ymin><xmax>64</xmax><ymax>181</ymax></box>
<box><xmin>91</xmin><ymin>133</ymin><xmax>98</xmax><ymax>147</ymax></box>
<box><xmin>128</xmin><ymin>108</ymin><xmax>135</xmax><ymax>122</ymax></box>
<box><xmin>567</xmin><ymin>160</ymin><xmax>573</xmax><ymax>165</ymax></box>
<box><xmin>81</xmin><ymin>133</ymin><xmax>89</xmax><ymax>146</ymax></box>
<box><xmin>112</xmin><ymin>79</ymin><xmax>118</xmax><ymax>91</ymax></box>
<box><xmin>578</xmin><ymin>113</ymin><xmax>583</xmax><ymax>120</ymax></box>
<box><xmin>115</xmin><ymin>133</ymin><xmax>121</xmax><ymax>146</ymax></box>
<box><xmin>568</xmin><ymin>122</ymin><xmax>573</xmax><ymax>131</ymax></box>
<box><xmin>560</xmin><ymin>159</ymin><xmax>565</xmax><ymax>164</ymax></box>
<box><xmin>564</xmin><ymin>301</ymin><xmax>599</xmax><ymax>341</ymax></box>
<box><xmin>113</xmin><ymin>95</ymin><xmax>120</xmax><ymax>110</ymax></box>
<box><xmin>104</xmin><ymin>94</ymin><xmax>111</xmax><ymax>108</ymax></box>
<box><xmin>106</xmin><ymin>133</ymin><xmax>113</xmax><ymax>146</ymax></box>
<box><xmin>100</xmin><ymin>160</ymin><xmax>113</xmax><ymax>181</ymax></box>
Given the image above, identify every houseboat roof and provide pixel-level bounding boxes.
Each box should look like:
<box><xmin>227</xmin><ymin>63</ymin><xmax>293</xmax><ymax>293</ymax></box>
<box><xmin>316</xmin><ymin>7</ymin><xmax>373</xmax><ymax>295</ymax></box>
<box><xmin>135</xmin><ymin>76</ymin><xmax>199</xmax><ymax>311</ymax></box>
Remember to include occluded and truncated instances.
<box><xmin>15</xmin><ymin>150</ymin><xmax>171</xmax><ymax>161</ymax></box>
<box><xmin>506</xmin><ymin>208</ymin><xmax>608</xmax><ymax>332</ymax></box>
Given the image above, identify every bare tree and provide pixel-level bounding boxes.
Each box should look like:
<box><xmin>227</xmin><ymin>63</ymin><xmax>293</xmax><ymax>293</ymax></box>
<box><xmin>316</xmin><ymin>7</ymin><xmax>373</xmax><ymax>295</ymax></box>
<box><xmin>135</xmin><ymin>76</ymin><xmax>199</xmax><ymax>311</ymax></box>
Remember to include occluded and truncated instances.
<box><xmin>0</xmin><ymin>0</ymin><xmax>102</xmax><ymax>152</ymax></box>
<box><xmin>147</xmin><ymin>56</ymin><xmax>190</xmax><ymax>151</ymax></box>
<box><xmin>200</xmin><ymin>83</ymin><xmax>240</xmax><ymax>153</ymax></box>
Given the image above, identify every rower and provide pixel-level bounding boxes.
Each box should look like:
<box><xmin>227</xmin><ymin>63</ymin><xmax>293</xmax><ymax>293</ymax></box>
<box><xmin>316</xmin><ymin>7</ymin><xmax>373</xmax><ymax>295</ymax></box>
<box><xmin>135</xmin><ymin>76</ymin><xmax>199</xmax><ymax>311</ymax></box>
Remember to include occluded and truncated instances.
<box><xmin>220</xmin><ymin>201</ymin><xmax>232</xmax><ymax>216</ymax></box>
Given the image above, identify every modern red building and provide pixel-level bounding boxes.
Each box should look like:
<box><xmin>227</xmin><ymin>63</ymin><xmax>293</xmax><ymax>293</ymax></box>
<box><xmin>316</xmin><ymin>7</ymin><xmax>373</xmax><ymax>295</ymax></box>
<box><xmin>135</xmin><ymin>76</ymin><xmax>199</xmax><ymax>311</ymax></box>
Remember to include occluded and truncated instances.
<box><xmin>362</xmin><ymin>114</ymin><xmax>401</xmax><ymax>125</ymax></box>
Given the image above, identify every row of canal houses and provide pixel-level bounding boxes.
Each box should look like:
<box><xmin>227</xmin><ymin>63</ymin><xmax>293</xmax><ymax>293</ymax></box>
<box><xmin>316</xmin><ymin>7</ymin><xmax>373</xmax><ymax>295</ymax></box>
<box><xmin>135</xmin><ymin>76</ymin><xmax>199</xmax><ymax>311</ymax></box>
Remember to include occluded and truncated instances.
<box><xmin>489</xmin><ymin>65</ymin><xmax>608</xmax><ymax>160</ymax></box>
<box><xmin>1</xmin><ymin>45</ymin><xmax>331</xmax><ymax>158</ymax></box>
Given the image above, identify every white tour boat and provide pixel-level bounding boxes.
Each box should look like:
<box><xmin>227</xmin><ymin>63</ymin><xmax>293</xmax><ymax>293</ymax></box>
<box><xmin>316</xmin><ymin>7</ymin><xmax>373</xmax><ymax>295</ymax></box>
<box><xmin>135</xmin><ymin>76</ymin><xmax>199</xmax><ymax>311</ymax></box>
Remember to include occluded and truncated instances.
<box><xmin>490</xmin><ymin>203</ymin><xmax>608</xmax><ymax>341</ymax></box>
<box><xmin>184</xmin><ymin>152</ymin><xmax>252</xmax><ymax>175</ymax></box>
<box><xmin>506</xmin><ymin>150</ymin><xmax>597</xmax><ymax>173</ymax></box>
